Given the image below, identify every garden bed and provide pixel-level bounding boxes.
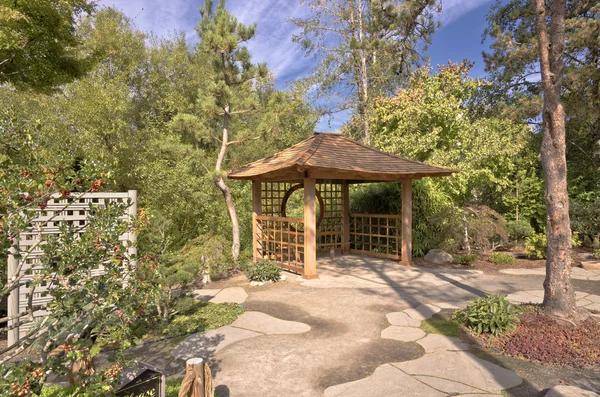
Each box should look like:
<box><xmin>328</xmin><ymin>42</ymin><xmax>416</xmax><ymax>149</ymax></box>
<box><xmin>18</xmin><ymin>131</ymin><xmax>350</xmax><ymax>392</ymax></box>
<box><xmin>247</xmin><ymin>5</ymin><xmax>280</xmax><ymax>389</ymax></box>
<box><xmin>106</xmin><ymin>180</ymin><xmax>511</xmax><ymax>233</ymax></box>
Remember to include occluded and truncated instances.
<box><xmin>462</xmin><ymin>305</ymin><xmax>600</xmax><ymax>368</ymax></box>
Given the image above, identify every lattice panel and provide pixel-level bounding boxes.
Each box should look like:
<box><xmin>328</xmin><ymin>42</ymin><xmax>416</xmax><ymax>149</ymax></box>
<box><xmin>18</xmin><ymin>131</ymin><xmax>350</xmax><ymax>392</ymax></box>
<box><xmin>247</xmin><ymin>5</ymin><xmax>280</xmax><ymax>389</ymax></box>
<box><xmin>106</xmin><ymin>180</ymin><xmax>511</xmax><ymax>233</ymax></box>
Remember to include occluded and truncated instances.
<box><xmin>349</xmin><ymin>213</ymin><xmax>401</xmax><ymax>260</ymax></box>
<box><xmin>255</xmin><ymin>215</ymin><xmax>304</xmax><ymax>273</ymax></box>
<box><xmin>11</xmin><ymin>192</ymin><xmax>136</xmax><ymax>333</ymax></box>
<box><xmin>316</xmin><ymin>183</ymin><xmax>343</xmax><ymax>253</ymax></box>
<box><xmin>261</xmin><ymin>182</ymin><xmax>293</xmax><ymax>216</ymax></box>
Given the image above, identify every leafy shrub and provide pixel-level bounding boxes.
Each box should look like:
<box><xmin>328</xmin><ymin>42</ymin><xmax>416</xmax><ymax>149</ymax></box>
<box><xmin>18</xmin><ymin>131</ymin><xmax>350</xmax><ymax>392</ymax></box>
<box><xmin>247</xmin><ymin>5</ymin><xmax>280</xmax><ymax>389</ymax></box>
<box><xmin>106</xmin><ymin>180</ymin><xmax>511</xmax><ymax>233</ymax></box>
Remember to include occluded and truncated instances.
<box><xmin>163</xmin><ymin>302</ymin><xmax>244</xmax><ymax>336</ymax></box>
<box><xmin>570</xmin><ymin>199</ymin><xmax>600</xmax><ymax>247</ymax></box>
<box><xmin>454</xmin><ymin>295</ymin><xmax>522</xmax><ymax>335</ymax></box>
<box><xmin>593</xmin><ymin>235</ymin><xmax>600</xmax><ymax>250</ymax></box>
<box><xmin>173</xmin><ymin>296</ymin><xmax>203</xmax><ymax>316</ymax></box>
<box><xmin>524</xmin><ymin>233</ymin><xmax>547</xmax><ymax>259</ymax></box>
<box><xmin>244</xmin><ymin>260</ymin><xmax>282</xmax><ymax>282</ymax></box>
<box><xmin>488</xmin><ymin>253</ymin><xmax>516</xmax><ymax>265</ymax></box>
<box><xmin>506</xmin><ymin>220</ymin><xmax>534</xmax><ymax>241</ymax></box>
<box><xmin>593</xmin><ymin>249</ymin><xmax>600</xmax><ymax>260</ymax></box>
<box><xmin>452</xmin><ymin>253</ymin><xmax>478</xmax><ymax>266</ymax></box>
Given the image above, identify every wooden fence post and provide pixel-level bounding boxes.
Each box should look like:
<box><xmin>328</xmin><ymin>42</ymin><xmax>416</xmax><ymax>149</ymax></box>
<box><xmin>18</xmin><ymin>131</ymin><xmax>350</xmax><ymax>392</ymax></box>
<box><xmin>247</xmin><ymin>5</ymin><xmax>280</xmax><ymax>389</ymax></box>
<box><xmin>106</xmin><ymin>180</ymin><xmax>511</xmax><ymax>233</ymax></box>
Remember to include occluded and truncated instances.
<box><xmin>127</xmin><ymin>190</ymin><xmax>138</xmax><ymax>267</ymax></box>
<box><xmin>7</xmin><ymin>244</ymin><xmax>20</xmax><ymax>346</ymax></box>
<box><xmin>179</xmin><ymin>357</ymin><xmax>213</xmax><ymax>397</ymax></box>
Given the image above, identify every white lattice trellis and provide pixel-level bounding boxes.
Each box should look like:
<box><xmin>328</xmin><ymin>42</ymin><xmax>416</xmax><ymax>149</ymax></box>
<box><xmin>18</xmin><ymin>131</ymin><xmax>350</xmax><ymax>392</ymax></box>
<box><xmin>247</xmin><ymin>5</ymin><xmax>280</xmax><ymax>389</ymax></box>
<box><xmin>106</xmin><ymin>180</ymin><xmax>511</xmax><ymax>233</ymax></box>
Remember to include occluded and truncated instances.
<box><xmin>6</xmin><ymin>191</ymin><xmax>137</xmax><ymax>345</ymax></box>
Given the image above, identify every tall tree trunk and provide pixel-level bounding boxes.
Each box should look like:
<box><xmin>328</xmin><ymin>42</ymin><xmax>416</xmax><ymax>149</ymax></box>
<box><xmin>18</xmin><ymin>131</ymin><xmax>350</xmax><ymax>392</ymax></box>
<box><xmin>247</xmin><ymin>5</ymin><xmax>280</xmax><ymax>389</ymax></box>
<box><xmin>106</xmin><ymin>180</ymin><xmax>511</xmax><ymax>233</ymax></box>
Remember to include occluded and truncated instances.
<box><xmin>534</xmin><ymin>0</ymin><xmax>577</xmax><ymax>319</ymax></box>
<box><xmin>215</xmin><ymin>106</ymin><xmax>241</xmax><ymax>262</ymax></box>
<box><xmin>357</xmin><ymin>0</ymin><xmax>370</xmax><ymax>144</ymax></box>
<box><xmin>462</xmin><ymin>208</ymin><xmax>470</xmax><ymax>254</ymax></box>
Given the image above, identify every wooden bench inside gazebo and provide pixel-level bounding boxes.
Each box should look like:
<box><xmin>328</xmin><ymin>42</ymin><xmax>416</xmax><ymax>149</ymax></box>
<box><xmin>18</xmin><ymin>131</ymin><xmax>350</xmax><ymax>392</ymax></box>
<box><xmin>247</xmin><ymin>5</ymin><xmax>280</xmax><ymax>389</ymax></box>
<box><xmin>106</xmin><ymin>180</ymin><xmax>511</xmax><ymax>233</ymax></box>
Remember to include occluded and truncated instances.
<box><xmin>228</xmin><ymin>132</ymin><xmax>455</xmax><ymax>279</ymax></box>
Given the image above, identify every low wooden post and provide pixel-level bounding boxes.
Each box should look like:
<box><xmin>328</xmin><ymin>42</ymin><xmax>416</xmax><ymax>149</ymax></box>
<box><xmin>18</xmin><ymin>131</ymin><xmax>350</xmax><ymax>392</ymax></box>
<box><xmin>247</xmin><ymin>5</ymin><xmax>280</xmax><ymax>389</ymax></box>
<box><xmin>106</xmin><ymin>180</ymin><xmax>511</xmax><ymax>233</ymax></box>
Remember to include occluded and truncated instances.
<box><xmin>303</xmin><ymin>177</ymin><xmax>318</xmax><ymax>279</ymax></box>
<box><xmin>7</xmin><ymin>244</ymin><xmax>20</xmax><ymax>346</ymax></box>
<box><xmin>401</xmin><ymin>179</ymin><xmax>413</xmax><ymax>266</ymax></box>
<box><xmin>252</xmin><ymin>181</ymin><xmax>262</xmax><ymax>261</ymax></box>
<box><xmin>342</xmin><ymin>180</ymin><xmax>350</xmax><ymax>254</ymax></box>
<box><xmin>179</xmin><ymin>358</ymin><xmax>206</xmax><ymax>397</ymax></box>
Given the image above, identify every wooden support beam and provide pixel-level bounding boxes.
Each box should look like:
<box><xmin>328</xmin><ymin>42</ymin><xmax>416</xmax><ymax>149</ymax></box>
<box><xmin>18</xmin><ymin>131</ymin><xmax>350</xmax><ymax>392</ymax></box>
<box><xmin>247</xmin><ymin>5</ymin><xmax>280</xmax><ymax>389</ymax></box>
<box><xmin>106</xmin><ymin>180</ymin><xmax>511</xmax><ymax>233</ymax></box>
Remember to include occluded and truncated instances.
<box><xmin>342</xmin><ymin>180</ymin><xmax>350</xmax><ymax>254</ymax></box>
<box><xmin>401</xmin><ymin>179</ymin><xmax>413</xmax><ymax>266</ymax></box>
<box><xmin>303</xmin><ymin>178</ymin><xmax>318</xmax><ymax>279</ymax></box>
<box><xmin>252</xmin><ymin>181</ymin><xmax>263</xmax><ymax>261</ymax></box>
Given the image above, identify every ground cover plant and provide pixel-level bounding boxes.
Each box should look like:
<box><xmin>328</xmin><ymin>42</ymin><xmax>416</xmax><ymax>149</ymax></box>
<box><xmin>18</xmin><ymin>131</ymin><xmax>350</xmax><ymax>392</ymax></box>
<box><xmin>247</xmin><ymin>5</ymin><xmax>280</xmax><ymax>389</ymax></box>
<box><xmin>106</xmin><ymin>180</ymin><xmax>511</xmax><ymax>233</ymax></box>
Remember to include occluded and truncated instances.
<box><xmin>162</xmin><ymin>302</ymin><xmax>245</xmax><ymax>337</ymax></box>
<box><xmin>488</xmin><ymin>253</ymin><xmax>516</xmax><ymax>265</ymax></box>
<box><xmin>452</xmin><ymin>254</ymin><xmax>478</xmax><ymax>266</ymax></box>
<box><xmin>420</xmin><ymin>318</ymin><xmax>462</xmax><ymax>337</ymax></box>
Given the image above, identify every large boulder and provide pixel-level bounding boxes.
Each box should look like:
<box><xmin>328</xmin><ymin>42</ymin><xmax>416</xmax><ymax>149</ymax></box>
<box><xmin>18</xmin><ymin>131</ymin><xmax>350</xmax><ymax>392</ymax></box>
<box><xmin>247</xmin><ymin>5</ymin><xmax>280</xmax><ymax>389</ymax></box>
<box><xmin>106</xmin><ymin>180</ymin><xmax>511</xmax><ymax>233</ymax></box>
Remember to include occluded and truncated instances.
<box><xmin>424</xmin><ymin>249</ymin><xmax>453</xmax><ymax>264</ymax></box>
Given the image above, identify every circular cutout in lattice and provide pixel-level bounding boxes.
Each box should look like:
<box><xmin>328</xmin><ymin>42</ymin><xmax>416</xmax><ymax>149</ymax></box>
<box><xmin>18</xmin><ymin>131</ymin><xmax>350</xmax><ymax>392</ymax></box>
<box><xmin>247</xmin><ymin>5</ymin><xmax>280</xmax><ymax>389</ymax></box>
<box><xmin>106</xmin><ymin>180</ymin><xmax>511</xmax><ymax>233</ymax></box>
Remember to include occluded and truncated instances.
<box><xmin>280</xmin><ymin>183</ymin><xmax>325</xmax><ymax>230</ymax></box>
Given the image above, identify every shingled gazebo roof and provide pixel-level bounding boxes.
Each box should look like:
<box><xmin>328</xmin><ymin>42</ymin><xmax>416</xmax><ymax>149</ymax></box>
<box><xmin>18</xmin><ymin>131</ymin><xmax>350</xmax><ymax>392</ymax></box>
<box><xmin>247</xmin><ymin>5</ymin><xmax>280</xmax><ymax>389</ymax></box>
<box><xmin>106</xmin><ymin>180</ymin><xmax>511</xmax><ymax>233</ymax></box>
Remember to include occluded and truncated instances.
<box><xmin>228</xmin><ymin>132</ymin><xmax>456</xmax><ymax>182</ymax></box>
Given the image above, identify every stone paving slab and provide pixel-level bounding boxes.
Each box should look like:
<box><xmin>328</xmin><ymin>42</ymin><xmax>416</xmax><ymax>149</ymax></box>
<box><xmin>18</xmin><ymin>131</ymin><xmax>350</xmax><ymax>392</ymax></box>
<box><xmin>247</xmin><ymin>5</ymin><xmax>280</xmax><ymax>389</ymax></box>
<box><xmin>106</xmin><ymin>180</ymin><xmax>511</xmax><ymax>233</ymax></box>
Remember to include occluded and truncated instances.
<box><xmin>508</xmin><ymin>290</ymin><xmax>600</xmax><ymax>311</ymax></box>
<box><xmin>544</xmin><ymin>385</ymin><xmax>600</xmax><ymax>397</ymax></box>
<box><xmin>231</xmin><ymin>311</ymin><xmax>311</xmax><ymax>334</ymax></box>
<box><xmin>404</xmin><ymin>304</ymin><xmax>441</xmax><ymax>321</ymax></box>
<box><xmin>172</xmin><ymin>326</ymin><xmax>260</xmax><ymax>361</ymax></box>
<box><xmin>209</xmin><ymin>287</ymin><xmax>248</xmax><ymax>304</ymax></box>
<box><xmin>392</xmin><ymin>351</ymin><xmax>522</xmax><ymax>394</ymax></box>
<box><xmin>417</xmin><ymin>334</ymin><xmax>468</xmax><ymax>353</ymax></box>
<box><xmin>386</xmin><ymin>312</ymin><xmax>423</xmax><ymax>327</ymax></box>
<box><xmin>192</xmin><ymin>288</ymin><xmax>222</xmax><ymax>302</ymax></box>
<box><xmin>414</xmin><ymin>375</ymin><xmax>485</xmax><ymax>394</ymax></box>
<box><xmin>381</xmin><ymin>325</ymin><xmax>426</xmax><ymax>342</ymax></box>
<box><xmin>500</xmin><ymin>267</ymin><xmax>600</xmax><ymax>281</ymax></box>
<box><xmin>324</xmin><ymin>364</ymin><xmax>444</xmax><ymax>397</ymax></box>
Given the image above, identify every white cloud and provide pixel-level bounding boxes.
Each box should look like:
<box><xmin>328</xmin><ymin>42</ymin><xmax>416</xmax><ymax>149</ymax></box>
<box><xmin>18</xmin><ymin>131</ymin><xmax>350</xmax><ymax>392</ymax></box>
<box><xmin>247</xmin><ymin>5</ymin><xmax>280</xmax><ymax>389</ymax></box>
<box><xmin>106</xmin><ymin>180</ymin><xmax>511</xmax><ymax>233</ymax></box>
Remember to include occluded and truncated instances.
<box><xmin>439</xmin><ymin>0</ymin><xmax>493</xmax><ymax>25</ymax></box>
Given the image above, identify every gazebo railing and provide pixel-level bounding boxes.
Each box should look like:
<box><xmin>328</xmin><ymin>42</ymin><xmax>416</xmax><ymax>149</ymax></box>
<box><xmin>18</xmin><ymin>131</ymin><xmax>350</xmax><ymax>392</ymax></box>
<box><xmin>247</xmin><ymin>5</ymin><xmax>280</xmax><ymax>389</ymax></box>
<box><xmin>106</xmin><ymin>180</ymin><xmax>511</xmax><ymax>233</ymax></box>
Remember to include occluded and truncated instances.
<box><xmin>254</xmin><ymin>215</ymin><xmax>304</xmax><ymax>273</ymax></box>
<box><xmin>349</xmin><ymin>213</ymin><xmax>401</xmax><ymax>260</ymax></box>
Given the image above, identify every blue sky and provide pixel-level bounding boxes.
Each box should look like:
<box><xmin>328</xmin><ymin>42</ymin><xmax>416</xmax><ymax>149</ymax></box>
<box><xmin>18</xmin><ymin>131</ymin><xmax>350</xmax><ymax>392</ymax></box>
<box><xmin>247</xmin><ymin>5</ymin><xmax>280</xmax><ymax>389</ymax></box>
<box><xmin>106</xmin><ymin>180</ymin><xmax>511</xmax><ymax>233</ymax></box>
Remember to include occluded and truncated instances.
<box><xmin>99</xmin><ymin>0</ymin><xmax>496</xmax><ymax>130</ymax></box>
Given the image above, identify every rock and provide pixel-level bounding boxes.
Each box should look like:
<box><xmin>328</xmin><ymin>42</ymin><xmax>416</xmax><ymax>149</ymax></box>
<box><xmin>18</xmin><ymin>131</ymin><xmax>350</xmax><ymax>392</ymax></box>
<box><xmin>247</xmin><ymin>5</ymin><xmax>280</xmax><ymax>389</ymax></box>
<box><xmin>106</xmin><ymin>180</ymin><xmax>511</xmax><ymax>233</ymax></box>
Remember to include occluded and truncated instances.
<box><xmin>280</xmin><ymin>275</ymin><xmax>287</xmax><ymax>281</ymax></box>
<box><xmin>581</xmin><ymin>261</ymin><xmax>600</xmax><ymax>270</ymax></box>
<box><xmin>544</xmin><ymin>385</ymin><xmax>600</xmax><ymax>397</ymax></box>
<box><xmin>424</xmin><ymin>249</ymin><xmax>453</xmax><ymax>264</ymax></box>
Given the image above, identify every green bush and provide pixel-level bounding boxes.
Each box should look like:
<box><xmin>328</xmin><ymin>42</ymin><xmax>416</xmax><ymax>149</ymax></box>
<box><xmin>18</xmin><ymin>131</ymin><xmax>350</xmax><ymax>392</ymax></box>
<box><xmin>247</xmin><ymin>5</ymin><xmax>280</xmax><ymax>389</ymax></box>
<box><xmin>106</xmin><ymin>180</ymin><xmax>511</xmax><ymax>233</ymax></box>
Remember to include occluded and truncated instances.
<box><xmin>454</xmin><ymin>295</ymin><xmax>522</xmax><ymax>335</ymax></box>
<box><xmin>506</xmin><ymin>220</ymin><xmax>534</xmax><ymax>241</ymax></box>
<box><xmin>163</xmin><ymin>302</ymin><xmax>244</xmax><ymax>336</ymax></box>
<box><xmin>593</xmin><ymin>249</ymin><xmax>600</xmax><ymax>260</ymax></box>
<box><xmin>452</xmin><ymin>253</ymin><xmax>478</xmax><ymax>266</ymax></box>
<box><xmin>524</xmin><ymin>233</ymin><xmax>547</xmax><ymax>259</ymax></box>
<box><xmin>488</xmin><ymin>252</ymin><xmax>516</xmax><ymax>265</ymax></box>
<box><xmin>244</xmin><ymin>260</ymin><xmax>282</xmax><ymax>282</ymax></box>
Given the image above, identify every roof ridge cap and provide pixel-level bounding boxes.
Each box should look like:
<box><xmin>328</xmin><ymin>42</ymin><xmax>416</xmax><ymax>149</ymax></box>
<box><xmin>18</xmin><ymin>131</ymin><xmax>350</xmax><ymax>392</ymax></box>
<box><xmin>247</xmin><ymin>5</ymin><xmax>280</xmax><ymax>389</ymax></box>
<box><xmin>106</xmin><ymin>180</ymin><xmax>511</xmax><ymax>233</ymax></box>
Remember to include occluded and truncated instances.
<box><xmin>295</xmin><ymin>133</ymin><xmax>325</xmax><ymax>166</ymax></box>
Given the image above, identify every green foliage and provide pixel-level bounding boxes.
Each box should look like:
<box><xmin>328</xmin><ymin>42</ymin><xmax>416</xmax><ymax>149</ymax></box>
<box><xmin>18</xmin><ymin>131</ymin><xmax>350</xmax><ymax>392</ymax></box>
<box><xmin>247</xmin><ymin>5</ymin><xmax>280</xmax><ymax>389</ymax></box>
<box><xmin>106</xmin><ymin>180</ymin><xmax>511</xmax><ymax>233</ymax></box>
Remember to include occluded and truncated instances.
<box><xmin>0</xmin><ymin>0</ymin><xmax>95</xmax><ymax>91</ymax></box>
<box><xmin>163</xmin><ymin>302</ymin><xmax>245</xmax><ymax>337</ymax></box>
<box><xmin>524</xmin><ymin>233</ymin><xmax>547</xmax><ymax>259</ymax></box>
<box><xmin>506</xmin><ymin>220</ymin><xmax>534</xmax><ymax>241</ymax></box>
<box><xmin>452</xmin><ymin>254</ymin><xmax>478</xmax><ymax>266</ymax></box>
<box><xmin>593</xmin><ymin>249</ymin><xmax>600</xmax><ymax>260</ymax></box>
<box><xmin>371</xmin><ymin>62</ymin><xmax>536</xmax><ymax>253</ymax></box>
<box><xmin>488</xmin><ymin>253</ymin><xmax>516</xmax><ymax>265</ymax></box>
<box><xmin>351</xmin><ymin>180</ymin><xmax>453</xmax><ymax>256</ymax></box>
<box><xmin>420</xmin><ymin>319</ymin><xmax>462</xmax><ymax>337</ymax></box>
<box><xmin>244</xmin><ymin>260</ymin><xmax>282</xmax><ymax>282</ymax></box>
<box><xmin>454</xmin><ymin>295</ymin><xmax>522</xmax><ymax>336</ymax></box>
<box><xmin>484</xmin><ymin>1</ymin><xmax>600</xmax><ymax>202</ymax></box>
<box><xmin>570</xmin><ymin>200</ymin><xmax>600</xmax><ymax>246</ymax></box>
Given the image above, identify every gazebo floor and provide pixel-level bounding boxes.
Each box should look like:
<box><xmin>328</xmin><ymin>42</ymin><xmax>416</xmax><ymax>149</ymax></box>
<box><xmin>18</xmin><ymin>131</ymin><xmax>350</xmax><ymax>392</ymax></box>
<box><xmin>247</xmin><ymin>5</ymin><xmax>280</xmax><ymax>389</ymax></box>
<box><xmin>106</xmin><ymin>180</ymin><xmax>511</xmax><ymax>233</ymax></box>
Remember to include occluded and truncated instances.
<box><xmin>289</xmin><ymin>254</ymin><xmax>483</xmax><ymax>291</ymax></box>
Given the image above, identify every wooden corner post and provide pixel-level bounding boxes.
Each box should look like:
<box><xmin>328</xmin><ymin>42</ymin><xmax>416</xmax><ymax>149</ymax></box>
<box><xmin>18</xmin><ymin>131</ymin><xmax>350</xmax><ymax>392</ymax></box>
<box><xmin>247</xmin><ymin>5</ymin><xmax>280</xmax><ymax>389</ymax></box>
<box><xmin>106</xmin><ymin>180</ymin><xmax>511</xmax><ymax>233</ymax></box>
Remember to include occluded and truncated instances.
<box><xmin>342</xmin><ymin>180</ymin><xmax>350</xmax><ymax>254</ymax></box>
<box><xmin>303</xmin><ymin>178</ymin><xmax>318</xmax><ymax>279</ymax></box>
<box><xmin>401</xmin><ymin>179</ymin><xmax>413</xmax><ymax>266</ymax></box>
<box><xmin>252</xmin><ymin>181</ymin><xmax>262</xmax><ymax>261</ymax></box>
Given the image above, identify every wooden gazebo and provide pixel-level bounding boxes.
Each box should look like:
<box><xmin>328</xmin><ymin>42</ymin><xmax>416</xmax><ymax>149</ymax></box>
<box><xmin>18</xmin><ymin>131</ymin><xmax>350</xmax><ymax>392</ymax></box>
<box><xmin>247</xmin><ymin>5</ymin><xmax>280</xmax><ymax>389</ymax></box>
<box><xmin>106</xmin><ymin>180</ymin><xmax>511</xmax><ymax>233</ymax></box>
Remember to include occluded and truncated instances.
<box><xmin>228</xmin><ymin>132</ymin><xmax>455</xmax><ymax>279</ymax></box>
